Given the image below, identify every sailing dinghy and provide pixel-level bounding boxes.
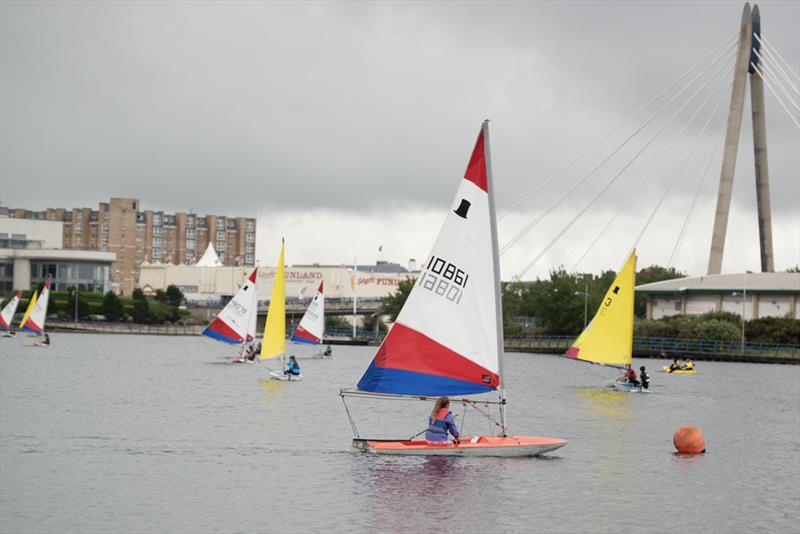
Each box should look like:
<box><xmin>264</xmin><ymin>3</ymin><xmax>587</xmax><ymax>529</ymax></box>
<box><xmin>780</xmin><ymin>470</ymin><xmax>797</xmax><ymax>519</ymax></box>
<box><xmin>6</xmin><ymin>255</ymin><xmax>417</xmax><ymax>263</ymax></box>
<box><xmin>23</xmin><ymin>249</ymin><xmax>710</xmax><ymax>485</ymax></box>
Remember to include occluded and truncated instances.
<box><xmin>0</xmin><ymin>292</ymin><xmax>21</xmax><ymax>336</ymax></box>
<box><xmin>565</xmin><ymin>251</ymin><xmax>649</xmax><ymax>393</ymax></box>
<box><xmin>23</xmin><ymin>277</ymin><xmax>51</xmax><ymax>345</ymax></box>
<box><xmin>290</xmin><ymin>282</ymin><xmax>329</xmax><ymax>357</ymax></box>
<box><xmin>261</xmin><ymin>241</ymin><xmax>302</xmax><ymax>381</ymax></box>
<box><xmin>340</xmin><ymin>121</ymin><xmax>567</xmax><ymax>457</ymax></box>
<box><xmin>201</xmin><ymin>268</ymin><xmax>259</xmax><ymax>362</ymax></box>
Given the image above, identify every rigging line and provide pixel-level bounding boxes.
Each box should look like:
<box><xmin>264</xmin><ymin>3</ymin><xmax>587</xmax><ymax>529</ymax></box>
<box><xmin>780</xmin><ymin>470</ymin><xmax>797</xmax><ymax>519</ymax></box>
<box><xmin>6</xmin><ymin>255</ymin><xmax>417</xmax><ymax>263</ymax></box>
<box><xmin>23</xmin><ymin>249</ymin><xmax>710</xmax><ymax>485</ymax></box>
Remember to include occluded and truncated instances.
<box><xmin>755</xmin><ymin>47</ymin><xmax>800</xmax><ymax>97</ymax></box>
<box><xmin>755</xmin><ymin>33</ymin><xmax>800</xmax><ymax>82</ymax></box>
<box><xmin>572</xmin><ymin>69</ymin><xmax>733</xmax><ymax>273</ymax></box>
<box><xmin>668</xmin><ymin>134</ymin><xmax>723</xmax><ymax>269</ymax></box>
<box><xmin>632</xmin><ymin>73</ymin><xmax>732</xmax><ymax>251</ymax></box>
<box><xmin>752</xmin><ymin>62</ymin><xmax>800</xmax><ymax>128</ymax></box>
<box><xmin>499</xmin><ymin>45</ymin><xmax>738</xmax><ymax>256</ymax></box>
<box><xmin>515</xmin><ymin>53</ymin><xmax>734</xmax><ymax>277</ymax></box>
<box><xmin>497</xmin><ymin>33</ymin><xmax>739</xmax><ymax>223</ymax></box>
<box><xmin>755</xmin><ymin>50</ymin><xmax>800</xmax><ymax>109</ymax></box>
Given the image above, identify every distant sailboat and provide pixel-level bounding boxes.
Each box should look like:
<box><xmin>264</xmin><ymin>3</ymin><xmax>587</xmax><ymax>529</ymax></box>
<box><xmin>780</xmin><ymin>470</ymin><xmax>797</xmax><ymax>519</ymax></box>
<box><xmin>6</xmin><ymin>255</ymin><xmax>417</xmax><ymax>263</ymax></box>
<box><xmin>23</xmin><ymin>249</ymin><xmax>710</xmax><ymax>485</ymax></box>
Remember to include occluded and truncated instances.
<box><xmin>196</xmin><ymin>242</ymin><xmax>224</xmax><ymax>267</ymax></box>
<box><xmin>1</xmin><ymin>292</ymin><xmax>21</xmax><ymax>335</ymax></box>
<box><xmin>565</xmin><ymin>250</ymin><xmax>642</xmax><ymax>392</ymax></box>
<box><xmin>18</xmin><ymin>289</ymin><xmax>38</xmax><ymax>332</ymax></box>
<box><xmin>340</xmin><ymin>121</ymin><xmax>567</xmax><ymax>456</ymax></box>
<box><xmin>201</xmin><ymin>267</ymin><xmax>259</xmax><ymax>361</ymax></box>
<box><xmin>261</xmin><ymin>240</ymin><xmax>301</xmax><ymax>381</ymax></box>
<box><xmin>23</xmin><ymin>277</ymin><xmax>52</xmax><ymax>344</ymax></box>
<box><xmin>290</xmin><ymin>281</ymin><xmax>327</xmax><ymax>356</ymax></box>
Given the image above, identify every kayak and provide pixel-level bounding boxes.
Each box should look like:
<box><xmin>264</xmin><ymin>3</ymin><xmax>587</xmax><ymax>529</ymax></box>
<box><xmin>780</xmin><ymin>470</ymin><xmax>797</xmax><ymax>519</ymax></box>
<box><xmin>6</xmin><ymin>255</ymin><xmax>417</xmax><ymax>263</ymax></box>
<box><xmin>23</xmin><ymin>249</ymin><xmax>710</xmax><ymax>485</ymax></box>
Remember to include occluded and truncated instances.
<box><xmin>269</xmin><ymin>371</ymin><xmax>303</xmax><ymax>381</ymax></box>
<box><xmin>612</xmin><ymin>382</ymin><xmax>653</xmax><ymax>393</ymax></box>
<box><xmin>661</xmin><ymin>366</ymin><xmax>697</xmax><ymax>374</ymax></box>
<box><xmin>352</xmin><ymin>435</ymin><xmax>568</xmax><ymax>457</ymax></box>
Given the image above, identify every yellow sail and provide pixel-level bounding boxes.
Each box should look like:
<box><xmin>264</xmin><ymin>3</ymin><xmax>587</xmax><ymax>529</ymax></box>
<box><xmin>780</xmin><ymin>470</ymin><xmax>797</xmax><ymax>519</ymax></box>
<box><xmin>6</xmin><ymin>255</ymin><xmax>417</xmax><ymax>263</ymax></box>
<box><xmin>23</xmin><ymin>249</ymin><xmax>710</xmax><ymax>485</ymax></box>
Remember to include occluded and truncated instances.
<box><xmin>566</xmin><ymin>250</ymin><xmax>636</xmax><ymax>367</ymax></box>
<box><xmin>19</xmin><ymin>290</ymin><xmax>38</xmax><ymax>329</ymax></box>
<box><xmin>260</xmin><ymin>240</ymin><xmax>286</xmax><ymax>360</ymax></box>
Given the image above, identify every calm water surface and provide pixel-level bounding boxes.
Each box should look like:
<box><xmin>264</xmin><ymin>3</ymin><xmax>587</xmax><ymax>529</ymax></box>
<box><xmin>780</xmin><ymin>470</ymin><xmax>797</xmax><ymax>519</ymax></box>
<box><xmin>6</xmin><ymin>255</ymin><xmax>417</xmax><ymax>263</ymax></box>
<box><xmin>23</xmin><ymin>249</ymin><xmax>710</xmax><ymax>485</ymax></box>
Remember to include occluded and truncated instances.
<box><xmin>1</xmin><ymin>334</ymin><xmax>798</xmax><ymax>533</ymax></box>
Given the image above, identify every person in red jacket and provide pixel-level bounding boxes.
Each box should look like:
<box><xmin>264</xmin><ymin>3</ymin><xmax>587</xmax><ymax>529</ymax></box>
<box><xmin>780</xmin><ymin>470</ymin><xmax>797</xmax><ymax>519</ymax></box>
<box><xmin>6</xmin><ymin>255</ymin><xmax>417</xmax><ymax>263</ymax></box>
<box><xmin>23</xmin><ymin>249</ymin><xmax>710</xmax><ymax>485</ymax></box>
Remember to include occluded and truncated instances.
<box><xmin>618</xmin><ymin>364</ymin><xmax>640</xmax><ymax>386</ymax></box>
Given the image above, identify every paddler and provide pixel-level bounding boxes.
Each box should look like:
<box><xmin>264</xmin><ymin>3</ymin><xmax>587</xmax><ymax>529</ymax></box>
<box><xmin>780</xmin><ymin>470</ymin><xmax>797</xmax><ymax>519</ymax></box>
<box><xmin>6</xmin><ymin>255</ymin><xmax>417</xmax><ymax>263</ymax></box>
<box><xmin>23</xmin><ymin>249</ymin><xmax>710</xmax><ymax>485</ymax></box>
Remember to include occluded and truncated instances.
<box><xmin>426</xmin><ymin>396</ymin><xmax>460</xmax><ymax>445</ymax></box>
<box><xmin>684</xmin><ymin>359</ymin><xmax>694</xmax><ymax>371</ymax></box>
<box><xmin>669</xmin><ymin>358</ymin><xmax>681</xmax><ymax>372</ymax></box>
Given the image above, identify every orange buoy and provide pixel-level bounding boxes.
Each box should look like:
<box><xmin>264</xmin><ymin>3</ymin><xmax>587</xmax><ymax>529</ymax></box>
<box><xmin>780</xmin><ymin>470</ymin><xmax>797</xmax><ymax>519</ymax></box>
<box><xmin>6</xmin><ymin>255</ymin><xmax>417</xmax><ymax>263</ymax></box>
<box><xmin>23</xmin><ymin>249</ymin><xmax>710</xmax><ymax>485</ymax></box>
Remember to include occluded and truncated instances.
<box><xmin>673</xmin><ymin>425</ymin><xmax>705</xmax><ymax>453</ymax></box>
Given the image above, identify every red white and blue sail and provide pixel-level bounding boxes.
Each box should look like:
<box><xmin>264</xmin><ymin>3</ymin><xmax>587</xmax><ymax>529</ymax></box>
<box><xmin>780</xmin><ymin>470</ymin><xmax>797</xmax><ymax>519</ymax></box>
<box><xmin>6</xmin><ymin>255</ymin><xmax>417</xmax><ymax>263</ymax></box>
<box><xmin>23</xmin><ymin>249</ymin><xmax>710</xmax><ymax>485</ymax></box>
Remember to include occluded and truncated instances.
<box><xmin>356</xmin><ymin>126</ymin><xmax>501</xmax><ymax>396</ymax></box>
<box><xmin>291</xmin><ymin>282</ymin><xmax>325</xmax><ymax>344</ymax></box>
<box><xmin>202</xmin><ymin>268</ymin><xmax>258</xmax><ymax>344</ymax></box>
<box><xmin>22</xmin><ymin>279</ymin><xmax>51</xmax><ymax>334</ymax></box>
<box><xmin>0</xmin><ymin>292</ymin><xmax>21</xmax><ymax>330</ymax></box>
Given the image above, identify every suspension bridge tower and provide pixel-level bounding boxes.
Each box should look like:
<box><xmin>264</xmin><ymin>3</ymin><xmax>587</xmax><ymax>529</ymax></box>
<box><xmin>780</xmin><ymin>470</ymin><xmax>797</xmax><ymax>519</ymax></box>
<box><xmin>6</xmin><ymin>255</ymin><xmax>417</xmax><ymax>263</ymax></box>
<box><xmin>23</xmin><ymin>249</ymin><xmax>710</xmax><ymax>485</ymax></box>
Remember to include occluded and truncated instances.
<box><xmin>708</xmin><ymin>3</ymin><xmax>774</xmax><ymax>274</ymax></box>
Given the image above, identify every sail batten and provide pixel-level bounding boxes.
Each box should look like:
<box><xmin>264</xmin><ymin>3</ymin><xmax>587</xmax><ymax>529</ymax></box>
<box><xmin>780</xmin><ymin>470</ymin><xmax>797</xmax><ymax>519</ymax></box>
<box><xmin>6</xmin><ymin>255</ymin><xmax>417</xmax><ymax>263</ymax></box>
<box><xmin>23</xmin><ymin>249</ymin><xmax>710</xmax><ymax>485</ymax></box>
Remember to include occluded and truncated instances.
<box><xmin>566</xmin><ymin>250</ymin><xmax>636</xmax><ymax>367</ymax></box>
<box><xmin>356</xmin><ymin>124</ymin><xmax>501</xmax><ymax>396</ymax></box>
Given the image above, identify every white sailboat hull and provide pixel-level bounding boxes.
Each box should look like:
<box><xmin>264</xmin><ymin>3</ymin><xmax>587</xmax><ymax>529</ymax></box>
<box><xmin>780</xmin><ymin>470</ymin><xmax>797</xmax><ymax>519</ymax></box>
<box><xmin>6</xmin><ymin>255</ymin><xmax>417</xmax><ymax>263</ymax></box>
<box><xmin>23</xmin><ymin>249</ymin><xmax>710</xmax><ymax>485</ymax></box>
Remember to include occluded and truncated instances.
<box><xmin>269</xmin><ymin>371</ymin><xmax>303</xmax><ymax>381</ymax></box>
<box><xmin>352</xmin><ymin>436</ymin><xmax>567</xmax><ymax>457</ymax></box>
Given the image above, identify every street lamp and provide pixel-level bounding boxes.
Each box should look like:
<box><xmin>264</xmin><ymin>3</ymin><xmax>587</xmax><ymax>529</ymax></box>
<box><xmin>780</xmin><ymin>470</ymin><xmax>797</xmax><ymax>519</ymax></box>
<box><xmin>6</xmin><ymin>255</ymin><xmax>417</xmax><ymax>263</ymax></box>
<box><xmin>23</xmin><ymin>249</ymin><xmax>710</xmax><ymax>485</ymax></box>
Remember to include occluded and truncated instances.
<box><xmin>574</xmin><ymin>274</ymin><xmax>590</xmax><ymax>328</ymax></box>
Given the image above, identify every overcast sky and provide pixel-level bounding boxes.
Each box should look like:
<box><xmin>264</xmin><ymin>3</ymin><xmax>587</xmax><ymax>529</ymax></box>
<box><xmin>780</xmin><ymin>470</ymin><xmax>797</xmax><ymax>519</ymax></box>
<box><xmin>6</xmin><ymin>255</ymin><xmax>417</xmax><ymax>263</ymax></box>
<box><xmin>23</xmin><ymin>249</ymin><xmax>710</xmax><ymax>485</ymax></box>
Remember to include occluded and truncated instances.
<box><xmin>2</xmin><ymin>1</ymin><xmax>798</xmax><ymax>278</ymax></box>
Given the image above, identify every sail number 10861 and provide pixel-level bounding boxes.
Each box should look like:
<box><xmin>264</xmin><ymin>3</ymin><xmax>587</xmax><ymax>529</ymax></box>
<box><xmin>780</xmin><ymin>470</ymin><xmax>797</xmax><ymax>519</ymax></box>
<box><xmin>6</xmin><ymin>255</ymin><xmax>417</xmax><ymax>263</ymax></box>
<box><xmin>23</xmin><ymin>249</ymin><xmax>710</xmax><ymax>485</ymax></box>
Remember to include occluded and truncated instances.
<box><xmin>418</xmin><ymin>255</ymin><xmax>469</xmax><ymax>304</ymax></box>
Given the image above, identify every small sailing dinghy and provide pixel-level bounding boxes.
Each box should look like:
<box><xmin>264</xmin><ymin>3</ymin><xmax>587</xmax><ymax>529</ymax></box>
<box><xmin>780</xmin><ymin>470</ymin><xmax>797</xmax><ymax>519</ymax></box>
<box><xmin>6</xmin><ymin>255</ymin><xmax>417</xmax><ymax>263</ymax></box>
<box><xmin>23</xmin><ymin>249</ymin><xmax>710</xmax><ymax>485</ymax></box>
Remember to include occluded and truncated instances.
<box><xmin>290</xmin><ymin>282</ymin><xmax>329</xmax><ymax>358</ymax></box>
<box><xmin>0</xmin><ymin>292</ymin><xmax>21</xmax><ymax>336</ymax></box>
<box><xmin>18</xmin><ymin>289</ymin><xmax>38</xmax><ymax>336</ymax></box>
<box><xmin>201</xmin><ymin>268</ymin><xmax>259</xmax><ymax>362</ymax></box>
<box><xmin>340</xmin><ymin>122</ymin><xmax>567</xmax><ymax>457</ymax></box>
<box><xmin>262</xmin><ymin>241</ymin><xmax>302</xmax><ymax>381</ymax></box>
<box><xmin>565</xmin><ymin>252</ymin><xmax>650</xmax><ymax>393</ymax></box>
<box><xmin>23</xmin><ymin>277</ymin><xmax>52</xmax><ymax>346</ymax></box>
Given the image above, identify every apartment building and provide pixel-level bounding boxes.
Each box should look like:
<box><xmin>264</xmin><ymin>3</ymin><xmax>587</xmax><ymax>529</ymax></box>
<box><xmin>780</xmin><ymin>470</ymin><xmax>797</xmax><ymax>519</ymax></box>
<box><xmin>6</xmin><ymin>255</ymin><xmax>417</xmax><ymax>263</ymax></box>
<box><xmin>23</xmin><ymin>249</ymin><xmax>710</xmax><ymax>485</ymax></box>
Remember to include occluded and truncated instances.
<box><xmin>3</xmin><ymin>198</ymin><xmax>256</xmax><ymax>295</ymax></box>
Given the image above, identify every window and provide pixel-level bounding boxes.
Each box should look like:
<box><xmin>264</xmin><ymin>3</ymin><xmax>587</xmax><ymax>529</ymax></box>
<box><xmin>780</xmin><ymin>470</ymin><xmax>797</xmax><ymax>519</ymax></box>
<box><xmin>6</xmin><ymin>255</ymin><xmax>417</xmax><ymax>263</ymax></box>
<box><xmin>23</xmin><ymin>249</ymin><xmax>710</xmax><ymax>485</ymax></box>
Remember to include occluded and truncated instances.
<box><xmin>76</xmin><ymin>211</ymin><xmax>83</xmax><ymax>221</ymax></box>
<box><xmin>153</xmin><ymin>237</ymin><xmax>162</xmax><ymax>247</ymax></box>
<box><xmin>187</xmin><ymin>228</ymin><xmax>195</xmax><ymax>238</ymax></box>
<box><xmin>216</xmin><ymin>241</ymin><xmax>225</xmax><ymax>252</ymax></box>
<box><xmin>152</xmin><ymin>248</ymin><xmax>162</xmax><ymax>259</ymax></box>
<box><xmin>153</xmin><ymin>226</ymin><xmax>162</xmax><ymax>236</ymax></box>
<box><xmin>153</xmin><ymin>214</ymin><xmax>162</xmax><ymax>225</ymax></box>
<box><xmin>246</xmin><ymin>220</ymin><xmax>255</xmax><ymax>232</ymax></box>
<box><xmin>187</xmin><ymin>217</ymin><xmax>195</xmax><ymax>228</ymax></box>
<box><xmin>245</xmin><ymin>254</ymin><xmax>254</xmax><ymax>265</ymax></box>
<box><xmin>245</xmin><ymin>244</ymin><xmax>254</xmax><ymax>254</ymax></box>
<box><xmin>216</xmin><ymin>219</ymin><xmax>225</xmax><ymax>230</ymax></box>
<box><xmin>228</xmin><ymin>219</ymin><xmax>237</xmax><ymax>229</ymax></box>
<box><xmin>216</xmin><ymin>231</ymin><xmax>226</xmax><ymax>241</ymax></box>
<box><xmin>246</xmin><ymin>232</ymin><xmax>255</xmax><ymax>243</ymax></box>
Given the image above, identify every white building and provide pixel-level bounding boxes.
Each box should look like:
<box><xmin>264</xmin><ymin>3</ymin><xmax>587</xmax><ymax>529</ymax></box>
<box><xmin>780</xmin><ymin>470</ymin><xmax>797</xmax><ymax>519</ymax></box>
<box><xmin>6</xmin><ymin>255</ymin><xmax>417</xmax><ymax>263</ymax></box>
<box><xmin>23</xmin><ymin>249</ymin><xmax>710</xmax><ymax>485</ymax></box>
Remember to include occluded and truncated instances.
<box><xmin>636</xmin><ymin>272</ymin><xmax>800</xmax><ymax>320</ymax></box>
<box><xmin>138</xmin><ymin>261</ymin><xmax>418</xmax><ymax>303</ymax></box>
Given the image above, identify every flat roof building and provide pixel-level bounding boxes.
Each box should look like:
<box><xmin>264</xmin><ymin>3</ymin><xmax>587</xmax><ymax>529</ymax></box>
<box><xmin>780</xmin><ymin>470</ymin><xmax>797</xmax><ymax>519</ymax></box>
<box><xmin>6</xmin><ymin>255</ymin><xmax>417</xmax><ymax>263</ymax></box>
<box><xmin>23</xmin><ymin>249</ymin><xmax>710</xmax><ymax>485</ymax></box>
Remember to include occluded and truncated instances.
<box><xmin>636</xmin><ymin>272</ymin><xmax>800</xmax><ymax>320</ymax></box>
<box><xmin>0</xmin><ymin>218</ymin><xmax>115</xmax><ymax>293</ymax></box>
<box><xmin>1</xmin><ymin>199</ymin><xmax>256</xmax><ymax>295</ymax></box>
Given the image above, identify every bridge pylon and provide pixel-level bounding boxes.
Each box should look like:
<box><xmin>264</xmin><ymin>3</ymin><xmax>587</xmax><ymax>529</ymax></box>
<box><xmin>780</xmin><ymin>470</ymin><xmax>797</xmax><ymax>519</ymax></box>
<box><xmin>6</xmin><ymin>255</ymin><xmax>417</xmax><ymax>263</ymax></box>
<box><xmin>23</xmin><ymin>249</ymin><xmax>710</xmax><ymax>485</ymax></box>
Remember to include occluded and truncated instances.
<box><xmin>708</xmin><ymin>3</ymin><xmax>775</xmax><ymax>274</ymax></box>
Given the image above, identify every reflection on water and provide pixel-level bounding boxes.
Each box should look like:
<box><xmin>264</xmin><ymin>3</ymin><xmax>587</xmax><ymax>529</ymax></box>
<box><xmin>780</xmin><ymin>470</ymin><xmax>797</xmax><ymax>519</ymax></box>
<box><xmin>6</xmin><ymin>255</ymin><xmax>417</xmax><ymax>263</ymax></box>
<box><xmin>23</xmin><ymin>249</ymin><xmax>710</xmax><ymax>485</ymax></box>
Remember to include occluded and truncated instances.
<box><xmin>573</xmin><ymin>386</ymin><xmax>633</xmax><ymax>419</ymax></box>
<box><xmin>358</xmin><ymin>455</ymin><xmax>499</xmax><ymax>532</ymax></box>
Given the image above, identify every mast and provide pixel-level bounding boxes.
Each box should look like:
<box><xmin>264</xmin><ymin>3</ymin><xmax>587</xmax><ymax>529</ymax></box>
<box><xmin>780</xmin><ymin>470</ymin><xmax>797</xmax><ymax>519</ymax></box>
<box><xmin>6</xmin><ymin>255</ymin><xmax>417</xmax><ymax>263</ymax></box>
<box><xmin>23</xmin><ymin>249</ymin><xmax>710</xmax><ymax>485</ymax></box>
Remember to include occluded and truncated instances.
<box><xmin>483</xmin><ymin>120</ymin><xmax>508</xmax><ymax>436</ymax></box>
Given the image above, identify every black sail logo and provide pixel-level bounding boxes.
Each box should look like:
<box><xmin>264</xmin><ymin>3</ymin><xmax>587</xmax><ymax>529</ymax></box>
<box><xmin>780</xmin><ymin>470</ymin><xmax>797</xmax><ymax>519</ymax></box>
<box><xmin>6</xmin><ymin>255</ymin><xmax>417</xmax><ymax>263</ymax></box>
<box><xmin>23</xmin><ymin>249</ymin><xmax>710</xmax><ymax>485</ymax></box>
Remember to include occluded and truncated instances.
<box><xmin>454</xmin><ymin>199</ymin><xmax>471</xmax><ymax>219</ymax></box>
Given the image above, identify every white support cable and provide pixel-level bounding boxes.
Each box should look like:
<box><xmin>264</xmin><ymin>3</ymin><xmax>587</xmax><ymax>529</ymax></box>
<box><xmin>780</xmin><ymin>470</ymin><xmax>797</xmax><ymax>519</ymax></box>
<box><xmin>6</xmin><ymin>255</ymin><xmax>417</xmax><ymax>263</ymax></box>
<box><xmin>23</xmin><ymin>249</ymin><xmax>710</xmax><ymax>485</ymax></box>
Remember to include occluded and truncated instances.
<box><xmin>756</xmin><ymin>33</ymin><xmax>800</xmax><ymax>82</ymax></box>
<box><xmin>668</xmin><ymin>134</ymin><xmax>723</xmax><ymax>269</ymax></box>
<box><xmin>497</xmin><ymin>33</ymin><xmax>738</xmax><ymax>222</ymax></box>
<box><xmin>754</xmin><ymin>48</ymin><xmax>800</xmax><ymax>98</ymax></box>
<box><xmin>516</xmin><ymin>55</ymin><xmax>733</xmax><ymax>278</ymax></box>
<box><xmin>500</xmin><ymin>45</ymin><xmax>737</xmax><ymax>256</ymax></box>
<box><xmin>631</xmin><ymin>75</ymin><xmax>731</xmax><ymax>250</ymax></box>
<box><xmin>754</xmin><ymin>50</ymin><xmax>800</xmax><ymax>110</ymax></box>
<box><xmin>752</xmin><ymin>62</ymin><xmax>800</xmax><ymax>128</ymax></box>
<box><xmin>571</xmin><ymin>69</ymin><xmax>732</xmax><ymax>272</ymax></box>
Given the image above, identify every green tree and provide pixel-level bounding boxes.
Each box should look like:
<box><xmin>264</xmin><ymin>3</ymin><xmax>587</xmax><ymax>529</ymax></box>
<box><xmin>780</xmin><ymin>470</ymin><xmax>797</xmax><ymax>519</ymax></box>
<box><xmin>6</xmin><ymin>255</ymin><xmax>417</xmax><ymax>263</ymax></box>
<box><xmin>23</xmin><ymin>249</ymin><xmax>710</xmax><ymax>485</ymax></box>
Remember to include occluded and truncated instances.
<box><xmin>381</xmin><ymin>277</ymin><xmax>416</xmax><ymax>322</ymax></box>
<box><xmin>165</xmin><ymin>285</ymin><xmax>184</xmax><ymax>308</ymax></box>
<box><xmin>325</xmin><ymin>315</ymin><xmax>350</xmax><ymax>331</ymax></box>
<box><xmin>527</xmin><ymin>268</ymin><xmax>585</xmax><ymax>335</ymax></box>
<box><xmin>131</xmin><ymin>288</ymin><xmax>149</xmax><ymax>323</ymax></box>
<box><xmin>102</xmin><ymin>291</ymin><xmax>125</xmax><ymax>322</ymax></box>
<box><xmin>154</xmin><ymin>289</ymin><xmax>167</xmax><ymax>304</ymax></box>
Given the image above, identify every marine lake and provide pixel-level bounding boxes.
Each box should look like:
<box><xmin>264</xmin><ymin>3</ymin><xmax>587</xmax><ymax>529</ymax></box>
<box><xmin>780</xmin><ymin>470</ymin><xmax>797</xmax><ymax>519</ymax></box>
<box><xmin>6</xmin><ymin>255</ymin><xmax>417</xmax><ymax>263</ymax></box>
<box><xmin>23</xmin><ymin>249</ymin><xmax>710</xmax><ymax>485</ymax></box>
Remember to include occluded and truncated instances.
<box><xmin>1</xmin><ymin>334</ymin><xmax>798</xmax><ymax>533</ymax></box>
